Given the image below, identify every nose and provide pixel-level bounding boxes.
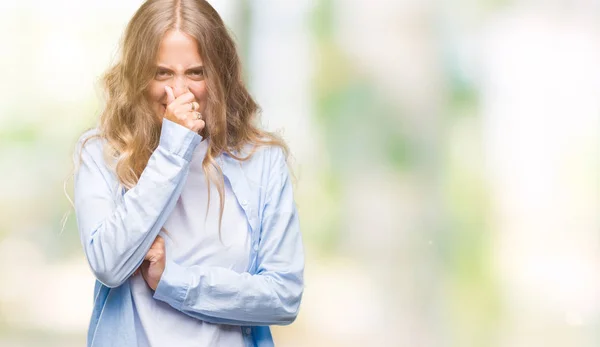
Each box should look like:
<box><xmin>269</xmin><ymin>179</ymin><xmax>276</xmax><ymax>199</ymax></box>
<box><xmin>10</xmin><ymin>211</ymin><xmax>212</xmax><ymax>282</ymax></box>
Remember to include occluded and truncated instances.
<box><xmin>171</xmin><ymin>77</ymin><xmax>189</xmax><ymax>98</ymax></box>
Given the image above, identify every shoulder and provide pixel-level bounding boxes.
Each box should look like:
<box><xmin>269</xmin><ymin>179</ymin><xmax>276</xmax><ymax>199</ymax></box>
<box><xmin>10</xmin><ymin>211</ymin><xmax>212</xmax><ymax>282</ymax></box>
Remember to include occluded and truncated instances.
<box><xmin>75</xmin><ymin>127</ymin><xmax>102</xmax><ymax>151</ymax></box>
<box><xmin>222</xmin><ymin>143</ymin><xmax>289</xmax><ymax>188</ymax></box>
<box><xmin>236</xmin><ymin>143</ymin><xmax>287</xmax><ymax>173</ymax></box>
<box><xmin>74</xmin><ymin>128</ymin><xmax>107</xmax><ymax>166</ymax></box>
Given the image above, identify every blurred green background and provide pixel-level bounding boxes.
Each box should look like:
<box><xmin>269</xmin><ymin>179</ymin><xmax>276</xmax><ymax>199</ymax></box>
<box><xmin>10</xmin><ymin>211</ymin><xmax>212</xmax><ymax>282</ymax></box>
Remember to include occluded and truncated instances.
<box><xmin>0</xmin><ymin>0</ymin><xmax>599</xmax><ymax>346</ymax></box>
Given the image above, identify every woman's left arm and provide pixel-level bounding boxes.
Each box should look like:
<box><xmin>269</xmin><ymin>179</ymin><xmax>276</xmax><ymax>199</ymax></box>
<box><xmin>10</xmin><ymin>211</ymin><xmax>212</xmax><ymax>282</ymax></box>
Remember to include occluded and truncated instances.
<box><xmin>152</xmin><ymin>148</ymin><xmax>305</xmax><ymax>326</ymax></box>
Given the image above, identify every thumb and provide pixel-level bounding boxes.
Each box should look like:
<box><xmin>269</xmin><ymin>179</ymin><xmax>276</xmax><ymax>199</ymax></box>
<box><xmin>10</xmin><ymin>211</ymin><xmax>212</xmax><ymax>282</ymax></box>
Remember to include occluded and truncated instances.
<box><xmin>165</xmin><ymin>85</ymin><xmax>175</xmax><ymax>105</ymax></box>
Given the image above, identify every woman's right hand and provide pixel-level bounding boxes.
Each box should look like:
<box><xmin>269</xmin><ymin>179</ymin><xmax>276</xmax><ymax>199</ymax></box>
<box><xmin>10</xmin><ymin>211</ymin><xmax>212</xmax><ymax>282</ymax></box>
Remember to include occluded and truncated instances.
<box><xmin>139</xmin><ymin>235</ymin><xmax>166</xmax><ymax>291</ymax></box>
<box><xmin>163</xmin><ymin>85</ymin><xmax>205</xmax><ymax>133</ymax></box>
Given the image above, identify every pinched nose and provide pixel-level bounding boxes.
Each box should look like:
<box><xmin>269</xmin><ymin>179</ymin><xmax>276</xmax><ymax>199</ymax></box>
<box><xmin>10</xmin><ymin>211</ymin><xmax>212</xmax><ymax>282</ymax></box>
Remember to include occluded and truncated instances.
<box><xmin>171</xmin><ymin>77</ymin><xmax>189</xmax><ymax>98</ymax></box>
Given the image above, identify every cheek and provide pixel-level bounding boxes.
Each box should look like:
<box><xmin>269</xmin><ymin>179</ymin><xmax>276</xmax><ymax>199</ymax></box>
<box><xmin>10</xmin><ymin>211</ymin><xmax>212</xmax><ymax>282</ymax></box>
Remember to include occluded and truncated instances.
<box><xmin>189</xmin><ymin>82</ymin><xmax>207</xmax><ymax>103</ymax></box>
<box><xmin>147</xmin><ymin>81</ymin><xmax>166</xmax><ymax>102</ymax></box>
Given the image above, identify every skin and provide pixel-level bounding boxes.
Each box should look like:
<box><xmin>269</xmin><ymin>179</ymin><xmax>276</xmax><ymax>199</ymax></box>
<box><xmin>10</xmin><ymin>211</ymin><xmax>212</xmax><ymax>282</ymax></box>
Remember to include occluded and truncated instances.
<box><xmin>147</xmin><ymin>29</ymin><xmax>208</xmax><ymax>134</ymax></box>
<box><xmin>140</xmin><ymin>235</ymin><xmax>166</xmax><ymax>290</ymax></box>
<box><xmin>136</xmin><ymin>29</ymin><xmax>209</xmax><ymax>290</ymax></box>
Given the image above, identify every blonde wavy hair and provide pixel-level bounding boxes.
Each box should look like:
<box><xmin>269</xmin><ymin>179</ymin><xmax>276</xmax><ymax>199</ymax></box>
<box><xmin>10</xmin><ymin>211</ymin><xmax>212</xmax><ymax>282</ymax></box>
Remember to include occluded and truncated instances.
<box><xmin>75</xmin><ymin>0</ymin><xmax>288</xmax><ymax>231</ymax></box>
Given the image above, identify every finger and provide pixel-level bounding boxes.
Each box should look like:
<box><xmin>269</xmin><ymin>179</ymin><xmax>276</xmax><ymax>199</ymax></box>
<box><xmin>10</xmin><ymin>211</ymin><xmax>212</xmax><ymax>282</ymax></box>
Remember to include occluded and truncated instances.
<box><xmin>173</xmin><ymin>91</ymin><xmax>195</xmax><ymax>105</ymax></box>
<box><xmin>173</xmin><ymin>103</ymin><xmax>196</xmax><ymax>115</ymax></box>
<box><xmin>165</xmin><ymin>86</ymin><xmax>175</xmax><ymax>104</ymax></box>
<box><xmin>152</xmin><ymin>235</ymin><xmax>165</xmax><ymax>248</ymax></box>
<box><xmin>144</xmin><ymin>248</ymin><xmax>164</xmax><ymax>262</ymax></box>
<box><xmin>191</xmin><ymin>111</ymin><xmax>203</xmax><ymax>121</ymax></box>
<box><xmin>147</xmin><ymin>235</ymin><xmax>165</xmax><ymax>254</ymax></box>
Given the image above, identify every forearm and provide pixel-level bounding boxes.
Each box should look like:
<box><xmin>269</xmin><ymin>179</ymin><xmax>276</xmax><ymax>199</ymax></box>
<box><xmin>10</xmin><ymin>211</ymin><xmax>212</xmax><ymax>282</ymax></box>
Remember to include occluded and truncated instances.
<box><xmin>75</xmin><ymin>119</ymin><xmax>201</xmax><ymax>288</ymax></box>
<box><xmin>153</xmin><ymin>260</ymin><xmax>303</xmax><ymax>326</ymax></box>
<box><xmin>80</xmin><ymin>165</ymin><xmax>188</xmax><ymax>287</ymax></box>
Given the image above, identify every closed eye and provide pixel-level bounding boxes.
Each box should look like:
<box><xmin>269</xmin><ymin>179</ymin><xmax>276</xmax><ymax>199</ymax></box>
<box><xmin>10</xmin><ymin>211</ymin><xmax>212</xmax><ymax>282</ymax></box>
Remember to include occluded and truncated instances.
<box><xmin>187</xmin><ymin>68</ymin><xmax>204</xmax><ymax>80</ymax></box>
<box><xmin>155</xmin><ymin>69</ymin><xmax>172</xmax><ymax>80</ymax></box>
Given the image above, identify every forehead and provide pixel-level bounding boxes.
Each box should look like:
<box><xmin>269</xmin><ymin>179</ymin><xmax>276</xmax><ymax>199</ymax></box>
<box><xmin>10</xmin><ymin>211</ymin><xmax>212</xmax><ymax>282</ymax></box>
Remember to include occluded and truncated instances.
<box><xmin>156</xmin><ymin>30</ymin><xmax>202</xmax><ymax>65</ymax></box>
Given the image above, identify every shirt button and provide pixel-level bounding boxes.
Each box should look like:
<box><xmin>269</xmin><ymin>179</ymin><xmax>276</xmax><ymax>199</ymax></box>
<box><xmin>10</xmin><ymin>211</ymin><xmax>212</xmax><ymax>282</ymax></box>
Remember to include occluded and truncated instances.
<box><xmin>253</xmin><ymin>244</ymin><xmax>259</xmax><ymax>252</ymax></box>
<box><xmin>241</xmin><ymin>200</ymin><xmax>248</xmax><ymax>206</ymax></box>
<box><xmin>245</xmin><ymin>328</ymin><xmax>251</xmax><ymax>335</ymax></box>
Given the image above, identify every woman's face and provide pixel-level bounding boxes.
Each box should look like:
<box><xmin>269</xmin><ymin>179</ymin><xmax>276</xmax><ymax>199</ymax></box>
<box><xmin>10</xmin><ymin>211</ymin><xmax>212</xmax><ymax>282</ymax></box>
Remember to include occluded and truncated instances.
<box><xmin>147</xmin><ymin>30</ymin><xmax>208</xmax><ymax>119</ymax></box>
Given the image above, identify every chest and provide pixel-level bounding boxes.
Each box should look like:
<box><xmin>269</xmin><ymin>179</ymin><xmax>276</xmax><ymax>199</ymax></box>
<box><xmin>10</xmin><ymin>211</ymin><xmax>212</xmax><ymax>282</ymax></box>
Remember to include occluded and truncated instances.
<box><xmin>162</xmin><ymin>155</ymin><xmax>251</xmax><ymax>271</ymax></box>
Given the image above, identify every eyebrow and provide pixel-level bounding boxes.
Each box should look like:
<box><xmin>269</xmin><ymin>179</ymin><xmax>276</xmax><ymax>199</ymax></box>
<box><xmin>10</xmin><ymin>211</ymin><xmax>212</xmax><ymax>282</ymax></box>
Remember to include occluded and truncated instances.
<box><xmin>156</xmin><ymin>64</ymin><xmax>204</xmax><ymax>71</ymax></box>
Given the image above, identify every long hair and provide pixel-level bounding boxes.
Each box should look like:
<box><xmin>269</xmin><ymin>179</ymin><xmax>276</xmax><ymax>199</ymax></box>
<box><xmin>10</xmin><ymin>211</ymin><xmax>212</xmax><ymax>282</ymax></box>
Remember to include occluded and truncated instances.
<box><xmin>77</xmin><ymin>0</ymin><xmax>288</xmax><ymax>232</ymax></box>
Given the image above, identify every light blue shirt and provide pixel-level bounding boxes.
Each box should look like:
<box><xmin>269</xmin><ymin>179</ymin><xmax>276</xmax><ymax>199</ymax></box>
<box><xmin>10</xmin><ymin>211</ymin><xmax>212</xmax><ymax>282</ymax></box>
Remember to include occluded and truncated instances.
<box><xmin>73</xmin><ymin>118</ymin><xmax>304</xmax><ymax>347</ymax></box>
<box><xmin>131</xmin><ymin>138</ymin><xmax>249</xmax><ymax>347</ymax></box>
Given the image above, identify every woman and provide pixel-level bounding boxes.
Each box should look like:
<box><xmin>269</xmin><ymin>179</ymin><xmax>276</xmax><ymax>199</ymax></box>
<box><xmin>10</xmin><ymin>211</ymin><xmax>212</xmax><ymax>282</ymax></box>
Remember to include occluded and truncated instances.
<box><xmin>73</xmin><ymin>0</ymin><xmax>304</xmax><ymax>346</ymax></box>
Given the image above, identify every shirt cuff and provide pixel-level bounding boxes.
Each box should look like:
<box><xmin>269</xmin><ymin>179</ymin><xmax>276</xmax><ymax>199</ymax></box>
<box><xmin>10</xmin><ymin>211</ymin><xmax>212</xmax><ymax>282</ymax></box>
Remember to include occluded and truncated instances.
<box><xmin>158</xmin><ymin>118</ymin><xmax>202</xmax><ymax>161</ymax></box>
<box><xmin>153</xmin><ymin>260</ymin><xmax>189</xmax><ymax>311</ymax></box>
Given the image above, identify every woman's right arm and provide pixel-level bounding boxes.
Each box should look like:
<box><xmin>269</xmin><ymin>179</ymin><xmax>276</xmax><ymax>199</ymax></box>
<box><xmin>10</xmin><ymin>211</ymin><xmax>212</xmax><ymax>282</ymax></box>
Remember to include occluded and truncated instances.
<box><xmin>73</xmin><ymin>118</ymin><xmax>201</xmax><ymax>288</ymax></box>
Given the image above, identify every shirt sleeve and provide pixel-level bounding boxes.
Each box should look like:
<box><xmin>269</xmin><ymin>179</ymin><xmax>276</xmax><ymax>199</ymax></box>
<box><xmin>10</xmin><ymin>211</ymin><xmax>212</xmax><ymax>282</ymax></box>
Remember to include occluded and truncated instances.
<box><xmin>153</xmin><ymin>146</ymin><xmax>305</xmax><ymax>326</ymax></box>
<box><xmin>74</xmin><ymin>118</ymin><xmax>202</xmax><ymax>288</ymax></box>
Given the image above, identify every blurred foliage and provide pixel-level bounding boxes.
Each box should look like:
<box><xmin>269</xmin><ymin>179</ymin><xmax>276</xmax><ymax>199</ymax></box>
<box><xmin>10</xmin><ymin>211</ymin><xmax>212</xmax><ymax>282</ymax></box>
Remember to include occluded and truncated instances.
<box><xmin>2</xmin><ymin>1</ymin><xmax>597</xmax><ymax>346</ymax></box>
<box><xmin>309</xmin><ymin>0</ymin><xmax>414</xmax><ymax>257</ymax></box>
